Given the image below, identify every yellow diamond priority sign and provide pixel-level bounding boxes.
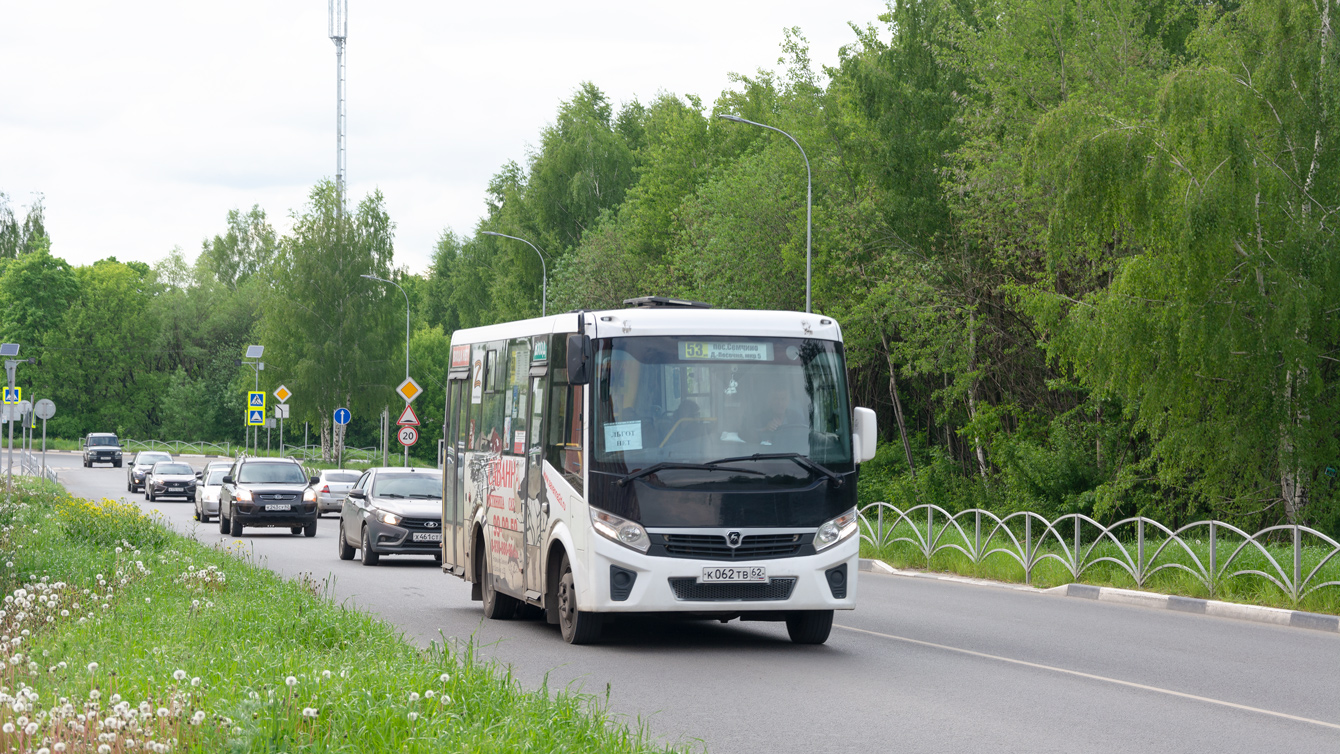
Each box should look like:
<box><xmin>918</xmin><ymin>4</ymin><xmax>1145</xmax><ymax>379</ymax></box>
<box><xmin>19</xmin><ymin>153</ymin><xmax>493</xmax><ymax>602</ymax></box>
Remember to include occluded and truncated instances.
<box><xmin>396</xmin><ymin>376</ymin><xmax>423</xmax><ymax>404</ymax></box>
<box><xmin>273</xmin><ymin>384</ymin><xmax>292</xmax><ymax>403</ymax></box>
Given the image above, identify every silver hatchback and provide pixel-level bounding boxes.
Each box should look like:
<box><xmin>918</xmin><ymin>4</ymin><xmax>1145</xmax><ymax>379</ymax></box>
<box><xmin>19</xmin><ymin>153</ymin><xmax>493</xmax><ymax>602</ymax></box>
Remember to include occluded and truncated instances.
<box><xmin>313</xmin><ymin>469</ymin><xmax>361</xmax><ymax>515</ymax></box>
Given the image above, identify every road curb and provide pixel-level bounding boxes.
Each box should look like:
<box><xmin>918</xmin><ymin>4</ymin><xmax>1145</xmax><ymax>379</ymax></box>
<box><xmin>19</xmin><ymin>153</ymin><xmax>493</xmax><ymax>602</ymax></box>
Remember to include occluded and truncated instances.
<box><xmin>1046</xmin><ymin>583</ymin><xmax>1340</xmax><ymax>633</ymax></box>
<box><xmin>859</xmin><ymin>558</ymin><xmax>1340</xmax><ymax>633</ymax></box>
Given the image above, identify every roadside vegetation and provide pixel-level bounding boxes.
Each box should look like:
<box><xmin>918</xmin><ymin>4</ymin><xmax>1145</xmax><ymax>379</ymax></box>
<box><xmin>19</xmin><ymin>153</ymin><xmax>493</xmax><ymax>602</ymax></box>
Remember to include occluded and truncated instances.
<box><xmin>1</xmin><ymin>478</ymin><xmax>677</xmax><ymax>753</ymax></box>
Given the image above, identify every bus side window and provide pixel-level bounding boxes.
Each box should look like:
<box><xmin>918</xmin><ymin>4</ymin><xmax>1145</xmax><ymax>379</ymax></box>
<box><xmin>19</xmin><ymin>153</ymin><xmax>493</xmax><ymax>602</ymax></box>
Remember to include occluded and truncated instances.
<box><xmin>547</xmin><ymin>367</ymin><xmax>584</xmax><ymax>495</ymax></box>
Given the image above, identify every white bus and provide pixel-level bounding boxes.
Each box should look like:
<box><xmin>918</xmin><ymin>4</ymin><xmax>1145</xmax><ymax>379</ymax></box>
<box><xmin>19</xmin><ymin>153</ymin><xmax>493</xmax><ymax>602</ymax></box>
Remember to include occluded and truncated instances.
<box><xmin>439</xmin><ymin>297</ymin><xmax>877</xmax><ymax>644</ymax></box>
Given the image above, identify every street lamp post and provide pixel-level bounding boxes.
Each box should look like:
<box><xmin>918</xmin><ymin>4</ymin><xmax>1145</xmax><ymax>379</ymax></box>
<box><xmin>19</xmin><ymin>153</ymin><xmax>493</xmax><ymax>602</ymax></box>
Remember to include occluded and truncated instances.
<box><xmin>480</xmin><ymin>231</ymin><xmax>548</xmax><ymax>317</ymax></box>
<box><xmin>718</xmin><ymin>114</ymin><xmax>813</xmax><ymax>313</ymax></box>
<box><xmin>361</xmin><ymin>274</ymin><xmax>410</xmax><ymax>466</ymax></box>
<box><xmin>240</xmin><ymin>345</ymin><xmax>264</xmax><ymax>456</ymax></box>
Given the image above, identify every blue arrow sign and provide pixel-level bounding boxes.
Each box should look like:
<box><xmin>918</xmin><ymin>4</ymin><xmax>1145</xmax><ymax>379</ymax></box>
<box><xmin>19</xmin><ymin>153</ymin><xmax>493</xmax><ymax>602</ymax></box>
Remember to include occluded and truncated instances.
<box><xmin>334</xmin><ymin>407</ymin><xmax>351</xmax><ymax>426</ymax></box>
<box><xmin>247</xmin><ymin>409</ymin><xmax>264</xmax><ymax>426</ymax></box>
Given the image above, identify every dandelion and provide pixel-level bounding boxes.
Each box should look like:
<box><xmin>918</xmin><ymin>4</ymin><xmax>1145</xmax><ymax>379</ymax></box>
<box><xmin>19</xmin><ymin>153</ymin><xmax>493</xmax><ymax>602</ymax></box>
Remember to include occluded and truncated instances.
<box><xmin>441</xmin><ymin>694</ymin><xmax>452</xmax><ymax>705</ymax></box>
<box><xmin>407</xmin><ymin>711</ymin><xmax>419</xmax><ymax>721</ymax></box>
<box><xmin>97</xmin><ymin>746</ymin><xmax>111</xmax><ymax>754</ymax></box>
<box><xmin>285</xmin><ymin>676</ymin><xmax>297</xmax><ymax>687</ymax></box>
<box><xmin>321</xmin><ymin>669</ymin><xmax>332</xmax><ymax>679</ymax></box>
<box><xmin>173</xmin><ymin>669</ymin><xmax>187</xmax><ymax>681</ymax></box>
<box><xmin>439</xmin><ymin>673</ymin><xmax>450</xmax><ymax>683</ymax></box>
<box><xmin>2</xmin><ymin>722</ymin><xmax>13</xmax><ymax>733</ymax></box>
<box><xmin>190</xmin><ymin>711</ymin><xmax>206</xmax><ymax>725</ymax></box>
<box><xmin>408</xmin><ymin>692</ymin><xmax>420</xmax><ymax>702</ymax></box>
<box><xmin>302</xmin><ymin>707</ymin><xmax>318</xmax><ymax>718</ymax></box>
<box><xmin>191</xmin><ymin>677</ymin><xmax>201</xmax><ymax>687</ymax></box>
<box><xmin>144</xmin><ymin>597</ymin><xmax>150</xmax><ymax>603</ymax></box>
<box><xmin>424</xmin><ymin>690</ymin><xmax>436</xmax><ymax>699</ymax></box>
<box><xmin>156</xmin><ymin>707</ymin><xmax>169</xmax><ymax>718</ymax></box>
<box><xmin>24</xmin><ymin>721</ymin><xmax>37</xmax><ymax>735</ymax></box>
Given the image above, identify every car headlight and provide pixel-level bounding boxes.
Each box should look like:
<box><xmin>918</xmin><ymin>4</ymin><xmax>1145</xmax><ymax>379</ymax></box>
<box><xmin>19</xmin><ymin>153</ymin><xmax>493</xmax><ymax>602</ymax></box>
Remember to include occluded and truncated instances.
<box><xmin>375</xmin><ymin>508</ymin><xmax>401</xmax><ymax>526</ymax></box>
<box><xmin>234</xmin><ymin>489</ymin><xmax>253</xmax><ymax>502</ymax></box>
<box><xmin>590</xmin><ymin>508</ymin><xmax>650</xmax><ymax>553</ymax></box>
<box><xmin>114</xmin><ymin>451</ymin><xmax>122</xmax><ymax>457</ymax></box>
<box><xmin>813</xmin><ymin>508</ymin><xmax>859</xmax><ymax>552</ymax></box>
<box><xmin>302</xmin><ymin>488</ymin><xmax>317</xmax><ymax>503</ymax></box>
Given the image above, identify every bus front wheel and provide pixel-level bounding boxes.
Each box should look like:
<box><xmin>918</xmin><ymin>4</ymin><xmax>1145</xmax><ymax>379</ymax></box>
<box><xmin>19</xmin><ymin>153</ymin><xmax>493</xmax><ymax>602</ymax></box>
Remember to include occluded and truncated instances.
<box><xmin>556</xmin><ymin>554</ymin><xmax>602</xmax><ymax>645</ymax></box>
<box><xmin>785</xmin><ymin>610</ymin><xmax>834</xmax><ymax>645</ymax></box>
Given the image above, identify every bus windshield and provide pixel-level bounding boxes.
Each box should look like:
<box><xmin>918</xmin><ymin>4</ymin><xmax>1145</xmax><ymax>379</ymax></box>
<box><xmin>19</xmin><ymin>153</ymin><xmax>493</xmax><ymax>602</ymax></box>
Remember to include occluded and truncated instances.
<box><xmin>592</xmin><ymin>336</ymin><xmax>852</xmax><ymax>479</ymax></box>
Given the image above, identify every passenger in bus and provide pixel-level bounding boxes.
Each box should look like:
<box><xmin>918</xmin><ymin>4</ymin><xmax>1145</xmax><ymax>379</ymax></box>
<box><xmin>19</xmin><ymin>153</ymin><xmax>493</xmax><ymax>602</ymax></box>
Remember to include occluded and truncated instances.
<box><xmin>743</xmin><ymin>382</ymin><xmax>808</xmax><ymax>446</ymax></box>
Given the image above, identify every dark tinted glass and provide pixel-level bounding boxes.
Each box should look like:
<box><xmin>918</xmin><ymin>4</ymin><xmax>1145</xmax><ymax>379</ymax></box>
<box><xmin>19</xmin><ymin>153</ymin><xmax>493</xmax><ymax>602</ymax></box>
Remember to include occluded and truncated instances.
<box><xmin>237</xmin><ymin>463</ymin><xmax>307</xmax><ymax>484</ymax></box>
<box><xmin>324</xmin><ymin>472</ymin><xmax>361</xmax><ymax>483</ymax></box>
<box><xmin>372</xmin><ymin>474</ymin><xmax>442</xmax><ymax>498</ymax></box>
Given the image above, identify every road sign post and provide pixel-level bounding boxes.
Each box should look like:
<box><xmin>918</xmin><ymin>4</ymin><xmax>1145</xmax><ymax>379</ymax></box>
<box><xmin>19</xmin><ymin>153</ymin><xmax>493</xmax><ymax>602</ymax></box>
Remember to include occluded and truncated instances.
<box><xmin>274</xmin><ymin>386</ymin><xmax>291</xmax><ymax>459</ymax></box>
<box><xmin>334</xmin><ymin>408</ymin><xmax>351</xmax><ymax>469</ymax></box>
<box><xmin>34</xmin><ymin>399</ymin><xmax>54</xmax><ymax>478</ymax></box>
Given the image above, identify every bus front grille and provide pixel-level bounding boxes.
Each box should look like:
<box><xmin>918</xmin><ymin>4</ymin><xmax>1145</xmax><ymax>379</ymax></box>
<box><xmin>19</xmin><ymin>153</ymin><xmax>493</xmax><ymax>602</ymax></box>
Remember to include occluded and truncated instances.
<box><xmin>659</xmin><ymin>533</ymin><xmax>806</xmax><ymax>560</ymax></box>
<box><xmin>668</xmin><ymin>577</ymin><xmax>797</xmax><ymax>601</ymax></box>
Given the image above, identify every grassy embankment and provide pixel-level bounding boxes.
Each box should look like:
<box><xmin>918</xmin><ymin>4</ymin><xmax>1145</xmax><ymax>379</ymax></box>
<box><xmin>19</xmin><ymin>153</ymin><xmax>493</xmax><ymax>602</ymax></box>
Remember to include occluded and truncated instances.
<box><xmin>1</xmin><ymin>479</ymin><xmax>679</xmax><ymax>753</ymax></box>
<box><xmin>861</xmin><ymin>517</ymin><xmax>1340</xmax><ymax>616</ymax></box>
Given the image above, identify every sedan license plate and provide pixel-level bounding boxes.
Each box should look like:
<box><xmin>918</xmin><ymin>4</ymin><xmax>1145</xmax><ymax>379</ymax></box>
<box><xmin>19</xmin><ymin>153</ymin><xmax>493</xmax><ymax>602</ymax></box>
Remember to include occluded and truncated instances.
<box><xmin>700</xmin><ymin>566</ymin><xmax>767</xmax><ymax>583</ymax></box>
<box><xmin>412</xmin><ymin>532</ymin><xmax>443</xmax><ymax>543</ymax></box>
<box><xmin>264</xmin><ymin>504</ymin><xmax>291</xmax><ymax>512</ymax></box>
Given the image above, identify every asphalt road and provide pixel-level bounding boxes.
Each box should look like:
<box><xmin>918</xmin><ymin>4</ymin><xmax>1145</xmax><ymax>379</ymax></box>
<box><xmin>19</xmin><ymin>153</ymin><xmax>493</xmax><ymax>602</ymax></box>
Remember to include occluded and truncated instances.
<box><xmin>51</xmin><ymin>453</ymin><xmax>1340</xmax><ymax>753</ymax></box>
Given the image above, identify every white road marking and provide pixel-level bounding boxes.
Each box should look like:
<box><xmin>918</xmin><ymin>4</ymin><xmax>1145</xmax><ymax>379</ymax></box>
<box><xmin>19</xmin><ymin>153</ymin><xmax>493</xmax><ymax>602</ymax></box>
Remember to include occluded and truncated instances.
<box><xmin>835</xmin><ymin>623</ymin><xmax>1340</xmax><ymax>731</ymax></box>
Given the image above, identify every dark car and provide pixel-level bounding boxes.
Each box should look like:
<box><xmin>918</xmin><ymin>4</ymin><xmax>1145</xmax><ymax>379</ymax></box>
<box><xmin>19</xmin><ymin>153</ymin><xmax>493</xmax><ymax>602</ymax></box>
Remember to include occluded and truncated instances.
<box><xmin>127</xmin><ymin>451</ymin><xmax>172</xmax><ymax>493</ymax></box>
<box><xmin>218</xmin><ymin>457</ymin><xmax>319</xmax><ymax>538</ymax></box>
<box><xmin>82</xmin><ymin>434</ymin><xmax>123</xmax><ymax>468</ymax></box>
<box><xmin>336</xmin><ymin>467</ymin><xmax>443</xmax><ymax>566</ymax></box>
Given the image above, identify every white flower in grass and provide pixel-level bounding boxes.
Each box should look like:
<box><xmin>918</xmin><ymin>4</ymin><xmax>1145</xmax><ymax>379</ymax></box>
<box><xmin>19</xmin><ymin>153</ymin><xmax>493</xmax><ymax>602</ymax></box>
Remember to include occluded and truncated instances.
<box><xmin>408</xmin><ymin>692</ymin><xmax>419</xmax><ymax>702</ymax></box>
<box><xmin>24</xmin><ymin>721</ymin><xmax>37</xmax><ymax>735</ymax></box>
<box><xmin>285</xmin><ymin>676</ymin><xmax>297</xmax><ymax>688</ymax></box>
<box><xmin>407</xmin><ymin>711</ymin><xmax>419</xmax><ymax>721</ymax></box>
<box><xmin>191</xmin><ymin>677</ymin><xmax>201</xmax><ymax>687</ymax></box>
<box><xmin>37</xmin><ymin>748</ymin><xmax>49</xmax><ymax>754</ymax></box>
<box><xmin>424</xmin><ymin>690</ymin><xmax>435</xmax><ymax>699</ymax></box>
<box><xmin>2</xmin><ymin>722</ymin><xmax>14</xmax><ymax>733</ymax></box>
<box><xmin>190</xmin><ymin>711</ymin><xmax>206</xmax><ymax>725</ymax></box>
<box><xmin>321</xmin><ymin>669</ymin><xmax>332</xmax><ymax>679</ymax></box>
<box><xmin>302</xmin><ymin>707</ymin><xmax>318</xmax><ymax>719</ymax></box>
<box><xmin>144</xmin><ymin>597</ymin><xmax>150</xmax><ymax>604</ymax></box>
<box><xmin>97</xmin><ymin>746</ymin><xmax>111</xmax><ymax>754</ymax></box>
<box><xmin>54</xmin><ymin>745</ymin><xmax>67</xmax><ymax>753</ymax></box>
<box><xmin>441</xmin><ymin>694</ymin><xmax>452</xmax><ymax>705</ymax></box>
<box><xmin>173</xmin><ymin>669</ymin><xmax>186</xmax><ymax>681</ymax></box>
<box><xmin>156</xmin><ymin>707</ymin><xmax>169</xmax><ymax>718</ymax></box>
<box><xmin>439</xmin><ymin>673</ymin><xmax>450</xmax><ymax>683</ymax></box>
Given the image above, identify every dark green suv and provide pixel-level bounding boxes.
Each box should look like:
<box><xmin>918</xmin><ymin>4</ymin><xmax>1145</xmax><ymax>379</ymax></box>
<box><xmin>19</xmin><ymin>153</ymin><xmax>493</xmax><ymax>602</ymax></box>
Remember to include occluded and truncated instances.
<box><xmin>217</xmin><ymin>457</ymin><xmax>320</xmax><ymax>537</ymax></box>
<box><xmin>82</xmin><ymin>433</ymin><xmax>123</xmax><ymax>468</ymax></box>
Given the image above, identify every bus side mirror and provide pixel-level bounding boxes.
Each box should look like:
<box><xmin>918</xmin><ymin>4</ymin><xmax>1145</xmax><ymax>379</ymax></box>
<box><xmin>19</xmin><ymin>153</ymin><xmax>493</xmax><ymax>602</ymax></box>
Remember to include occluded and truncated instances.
<box><xmin>852</xmin><ymin>407</ymin><xmax>878</xmax><ymax>464</ymax></box>
<box><xmin>566</xmin><ymin>334</ymin><xmax>592</xmax><ymax>385</ymax></box>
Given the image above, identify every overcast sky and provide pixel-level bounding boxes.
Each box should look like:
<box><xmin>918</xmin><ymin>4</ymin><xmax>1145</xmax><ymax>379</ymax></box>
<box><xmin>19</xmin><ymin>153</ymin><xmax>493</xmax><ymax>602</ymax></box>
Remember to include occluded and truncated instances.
<box><xmin>1</xmin><ymin>1</ymin><xmax>888</xmax><ymax>275</ymax></box>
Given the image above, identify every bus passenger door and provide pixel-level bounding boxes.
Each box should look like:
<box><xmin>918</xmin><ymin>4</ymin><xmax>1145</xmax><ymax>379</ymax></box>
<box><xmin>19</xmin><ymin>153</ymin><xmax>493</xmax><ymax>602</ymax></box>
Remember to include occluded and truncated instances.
<box><xmin>442</xmin><ymin>379</ymin><xmax>467</xmax><ymax>576</ymax></box>
<box><xmin>524</xmin><ymin>374</ymin><xmax>547</xmax><ymax>595</ymax></box>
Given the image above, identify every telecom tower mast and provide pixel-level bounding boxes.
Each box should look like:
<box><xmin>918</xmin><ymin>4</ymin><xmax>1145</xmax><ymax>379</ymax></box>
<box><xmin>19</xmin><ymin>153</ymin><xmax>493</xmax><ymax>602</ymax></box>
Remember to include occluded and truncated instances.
<box><xmin>329</xmin><ymin>0</ymin><xmax>348</xmax><ymax>205</ymax></box>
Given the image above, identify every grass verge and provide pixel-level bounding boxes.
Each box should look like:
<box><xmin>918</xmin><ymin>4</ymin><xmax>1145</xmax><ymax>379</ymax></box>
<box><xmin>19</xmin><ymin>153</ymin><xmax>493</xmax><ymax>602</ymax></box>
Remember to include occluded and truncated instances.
<box><xmin>861</xmin><ymin>518</ymin><xmax>1340</xmax><ymax>616</ymax></box>
<box><xmin>1</xmin><ymin>479</ymin><xmax>678</xmax><ymax>753</ymax></box>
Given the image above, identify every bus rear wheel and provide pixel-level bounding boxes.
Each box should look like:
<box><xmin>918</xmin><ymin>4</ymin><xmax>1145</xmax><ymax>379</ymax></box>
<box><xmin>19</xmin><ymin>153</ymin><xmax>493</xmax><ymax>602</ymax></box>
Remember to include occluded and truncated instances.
<box><xmin>785</xmin><ymin>610</ymin><xmax>834</xmax><ymax>645</ymax></box>
<box><xmin>556</xmin><ymin>554</ymin><xmax>601</xmax><ymax>645</ymax></box>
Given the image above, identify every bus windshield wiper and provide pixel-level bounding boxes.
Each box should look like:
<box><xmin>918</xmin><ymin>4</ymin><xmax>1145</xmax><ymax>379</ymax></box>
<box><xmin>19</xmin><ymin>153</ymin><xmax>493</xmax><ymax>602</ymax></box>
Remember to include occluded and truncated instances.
<box><xmin>708</xmin><ymin>453</ymin><xmax>843</xmax><ymax>486</ymax></box>
<box><xmin>616</xmin><ymin>462</ymin><xmax>766</xmax><ymax>487</ymax></box>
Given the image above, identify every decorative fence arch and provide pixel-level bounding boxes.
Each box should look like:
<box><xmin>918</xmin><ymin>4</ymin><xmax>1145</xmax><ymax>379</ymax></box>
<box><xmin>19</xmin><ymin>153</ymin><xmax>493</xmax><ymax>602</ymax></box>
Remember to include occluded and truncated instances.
<box><xmin>858</xmin><ymin>502</ymin><xmax>1340</xmax><ymax>606</ymax></box>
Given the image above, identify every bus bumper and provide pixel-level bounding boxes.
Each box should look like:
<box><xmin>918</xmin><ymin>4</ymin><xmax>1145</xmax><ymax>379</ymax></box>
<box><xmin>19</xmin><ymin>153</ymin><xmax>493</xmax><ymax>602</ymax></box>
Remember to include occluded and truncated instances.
<box><xmin>583</xmin><ymin>534</ymin><xmax>859</xmax><ymax>613</ymax></box>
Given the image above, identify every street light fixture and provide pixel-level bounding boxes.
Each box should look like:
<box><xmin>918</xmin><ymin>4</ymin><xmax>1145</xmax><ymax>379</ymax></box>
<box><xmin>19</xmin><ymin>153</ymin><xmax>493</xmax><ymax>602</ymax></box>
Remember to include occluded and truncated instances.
<box><xmin>239</xmin><ymin>346</ymin><xmax>266</xmax><ymax>456</ymax></box>
<box><xmin>480</xmin><ymin>231</ymin><xmax>548</xmax><ymax>317</ymax></box>
<box><xmin>718</xmin><ymin>113</ymin><xmax>813</xmax><ymax>313</ymax></box>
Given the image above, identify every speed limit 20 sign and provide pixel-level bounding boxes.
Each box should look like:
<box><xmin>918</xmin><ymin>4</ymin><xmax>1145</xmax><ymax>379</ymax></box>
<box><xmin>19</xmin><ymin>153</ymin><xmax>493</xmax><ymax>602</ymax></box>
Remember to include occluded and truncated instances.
<box><xmin>397</xmin><ymin>425</ymin><xmax>419</xmax><ymax>447</ymax></box>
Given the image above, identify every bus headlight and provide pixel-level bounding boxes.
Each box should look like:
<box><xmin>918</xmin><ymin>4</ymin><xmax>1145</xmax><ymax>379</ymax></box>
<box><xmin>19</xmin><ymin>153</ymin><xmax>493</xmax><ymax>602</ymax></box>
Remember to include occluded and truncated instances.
<box><xmin>814</xmin><ymin>508</ymin><xmax>858</xmax><ymax>552</ymax></box>
<box><xmin>591</xmin><ymin>508</ymin><xmax>650</xmax><ymax>553</ymax></box>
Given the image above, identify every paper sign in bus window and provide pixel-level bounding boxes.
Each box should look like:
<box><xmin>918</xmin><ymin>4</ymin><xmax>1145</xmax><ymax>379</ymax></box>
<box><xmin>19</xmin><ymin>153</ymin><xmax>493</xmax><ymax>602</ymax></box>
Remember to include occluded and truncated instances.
<box><xmin>604</xmin><ymin>421</ymin><xmax>643</xmax><ymax>452</ymax></box>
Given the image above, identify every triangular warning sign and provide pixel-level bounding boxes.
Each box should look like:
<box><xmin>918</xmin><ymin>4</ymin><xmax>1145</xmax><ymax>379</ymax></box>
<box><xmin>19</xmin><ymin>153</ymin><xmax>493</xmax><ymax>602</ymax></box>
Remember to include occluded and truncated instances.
<box><xmin>396</xmin><ymin>403</ymin><xmax>420</xmax><ymax>426</ymax></box>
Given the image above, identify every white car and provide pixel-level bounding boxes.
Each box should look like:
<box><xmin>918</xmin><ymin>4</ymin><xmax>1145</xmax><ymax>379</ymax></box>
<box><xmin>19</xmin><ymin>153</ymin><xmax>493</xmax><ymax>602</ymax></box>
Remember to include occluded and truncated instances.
<box><xmin>194</xmin><ymin>468</ymin><xmax>227</xmax><ymax>522</ymax></box>
<box><xmin>145</xmin><ymin>461</ymin><xmax>197</xmax><ymax>502</ymax></box>
<box><xmin>313</xmin><ymin>469</ymin><xmax>361</xmax><ymax>515</ymax></box>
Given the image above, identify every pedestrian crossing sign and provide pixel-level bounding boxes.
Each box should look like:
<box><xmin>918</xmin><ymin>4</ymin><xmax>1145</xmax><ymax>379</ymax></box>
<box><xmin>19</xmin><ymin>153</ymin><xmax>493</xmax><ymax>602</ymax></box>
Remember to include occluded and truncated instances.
<box><xmin>2</xmin><ymin>387</ymin><xmax>19</xmax><ymax>405</ymax></box>
<box><xmin>248</xmin><ymin>391</ymin><xmax>266</xmax><ymax>410</ymax></box>
<box><xmin>247</xmin><ymin>409</ymin><xmax>265</xmax><ymax>426</ymax></box>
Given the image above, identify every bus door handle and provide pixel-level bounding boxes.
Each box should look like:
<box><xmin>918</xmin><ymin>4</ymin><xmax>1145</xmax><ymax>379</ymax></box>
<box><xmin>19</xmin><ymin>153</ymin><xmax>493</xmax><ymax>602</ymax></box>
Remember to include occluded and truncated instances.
<box><xmin>540</xmin><ymin>500</ymin><xmax>549</xmax><ymax>515</ymax></box>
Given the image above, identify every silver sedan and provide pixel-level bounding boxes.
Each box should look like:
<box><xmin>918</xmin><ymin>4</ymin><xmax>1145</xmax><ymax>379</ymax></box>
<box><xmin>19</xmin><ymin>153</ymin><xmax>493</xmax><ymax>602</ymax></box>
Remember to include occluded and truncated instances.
<box><xmin>194</xmin><ymin>468</ymin><xmax>227</xmax><ymax>522</ymax></box>
<box><xmin>313</xmin><ymin>469</ymin><xmax>361</xmax><ymax>515</ymax></box>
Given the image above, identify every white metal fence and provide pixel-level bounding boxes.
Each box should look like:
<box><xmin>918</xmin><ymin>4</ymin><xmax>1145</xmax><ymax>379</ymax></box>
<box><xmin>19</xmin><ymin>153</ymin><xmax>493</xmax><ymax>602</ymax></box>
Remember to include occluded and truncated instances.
<box><xmin>859</xmin><ymin>502</ymin><xmax>1340</xmax><ymax>606</ymax></box>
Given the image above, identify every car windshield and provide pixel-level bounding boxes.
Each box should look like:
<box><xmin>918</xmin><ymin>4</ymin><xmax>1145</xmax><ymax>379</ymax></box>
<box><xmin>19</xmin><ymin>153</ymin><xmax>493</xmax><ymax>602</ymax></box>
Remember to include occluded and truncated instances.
<box><xmin>153</xmin><ymin>463</ymin><xmax>194</xmax><ymax>475</ymax></box>
<box><xmin>88</xmin><ymin>436</ymin><xmax>119</xmax><ymax>446</ymax></box>
<box><xmin>237</xmin><ymin>463</ymin><xmax>307</xmax><ymax>484</ymax></box>
<box><xmin>592</xmin><ymin>336</ymin><xmax>853</xmax><ymax>477</ymax></box>
<box><xmin>205</xmin><ymin>470</ymin><xmax>227</xmax><ymax>485</ymax></box>
<box><xmin>372</xmin><ymin>474</ymin><xmax>442</xmax><ymax>498</ymax></box>
<box><xmin>137</xmin><ymin>454</ymin><xmax>171</xmax><ymax>466</ymax></box>
<box><xmin>324</xmin><ymin>472</ymin><xmax>360</xmax><ymax>483</ymax></box>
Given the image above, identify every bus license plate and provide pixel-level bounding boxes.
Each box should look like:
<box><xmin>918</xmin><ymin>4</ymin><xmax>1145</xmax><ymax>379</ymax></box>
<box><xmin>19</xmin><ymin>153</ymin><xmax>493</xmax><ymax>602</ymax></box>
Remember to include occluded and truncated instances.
<box><xmin>700</xmin><ymin>566</ymin><xmax>766</xmax><ymax>583</ymax></box>
<box><xmin>412</xmin><ymin>532</ymin><xmax>443</xmax><ymax>542</ymax></box>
